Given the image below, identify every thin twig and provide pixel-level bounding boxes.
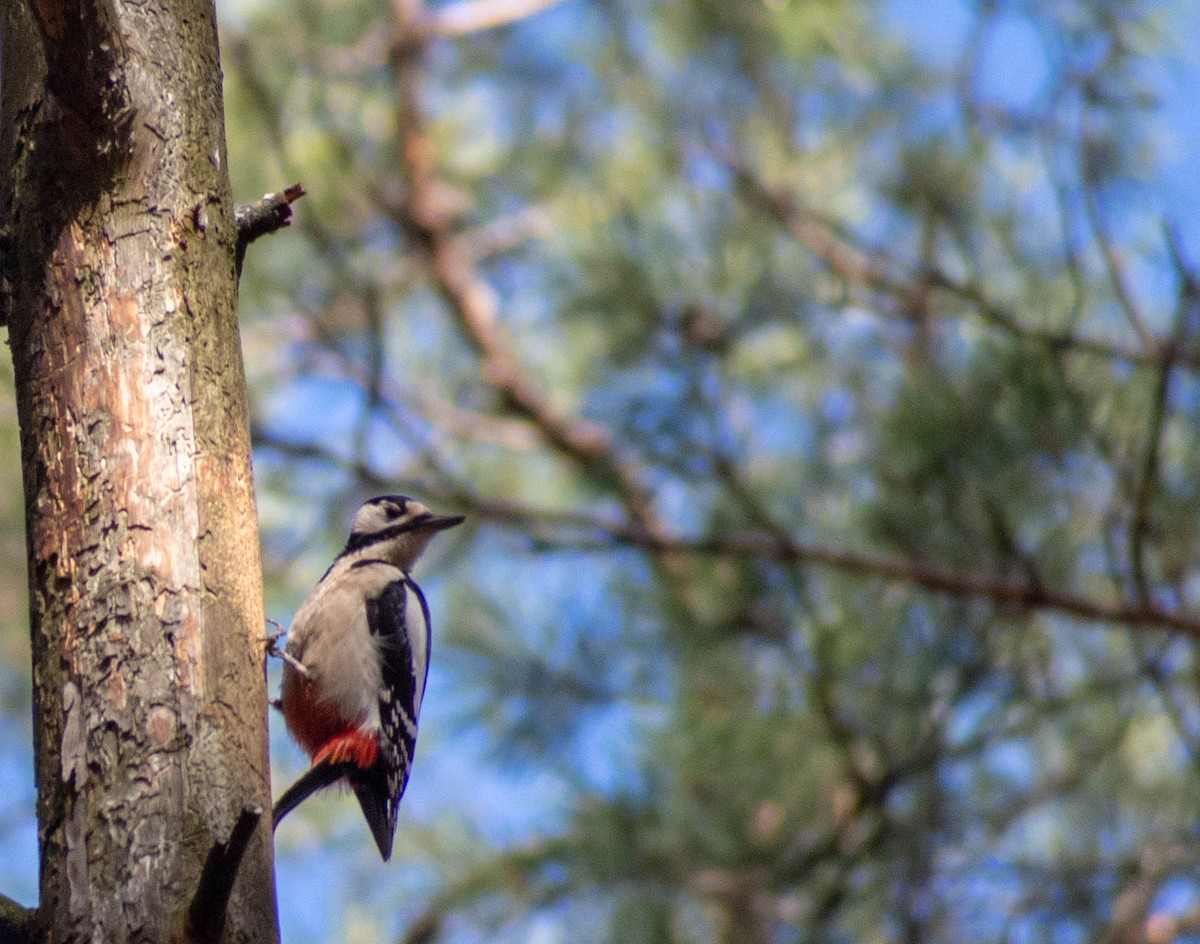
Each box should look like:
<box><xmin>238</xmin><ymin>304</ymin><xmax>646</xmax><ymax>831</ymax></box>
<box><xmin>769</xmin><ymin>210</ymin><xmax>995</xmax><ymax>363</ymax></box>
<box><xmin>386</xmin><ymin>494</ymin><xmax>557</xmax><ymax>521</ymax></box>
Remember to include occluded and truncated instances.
<box><xmin>1079</xmin><ymin>134</ymin><xmax>1153</xmax><ymax>349</ymax></box>
<box><xmin>431</xmin><ymin>0</ymin><xmax>566</xmax><ymax>35</ymax></box>
<box><xmin>731</xmin><ymin>163</ymin><xmax>1194</xmax><ymax>371</ymax></box>
<box><xmin>1128</xmin><ymin>337</ymin><xmax>1175</xmax><ymax>604</ymax></box>
<box><xmin>1129</xmin><ymin>227</ymin><xmax>1200</xmax><ymax>602</ymax></box>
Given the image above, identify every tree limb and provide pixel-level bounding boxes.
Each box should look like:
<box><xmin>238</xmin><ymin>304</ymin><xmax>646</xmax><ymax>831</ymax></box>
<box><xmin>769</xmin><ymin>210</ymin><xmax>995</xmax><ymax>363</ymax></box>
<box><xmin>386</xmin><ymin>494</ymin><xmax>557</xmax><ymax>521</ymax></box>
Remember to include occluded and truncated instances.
<box><xmin>0</xmin><ymin>892</ymin><xmax>37</xmax><ymax>944</ymax></box>
<box><xmin>556</xmin><ymin>529</ymin><xmax>1200</xmax><ymax>636</ymax></box>
<box><xmin>251</xmin><ymin>430</ymin><xmax>1200</xmax><ymax>637</ymax></box>
<box><xmin>1130</xmin><ymin>227</ymin><xmax>1200</xmax><ymax>602</ymax></box>
<box><xmin>235</xmin><ymin>184</ymin><xmax>306</xmax><ymax>274</ymax></box>
<box><xmin>387</xmin><ymin>6</ymin><xmax>681</xmax><ymax>576</ymax></box>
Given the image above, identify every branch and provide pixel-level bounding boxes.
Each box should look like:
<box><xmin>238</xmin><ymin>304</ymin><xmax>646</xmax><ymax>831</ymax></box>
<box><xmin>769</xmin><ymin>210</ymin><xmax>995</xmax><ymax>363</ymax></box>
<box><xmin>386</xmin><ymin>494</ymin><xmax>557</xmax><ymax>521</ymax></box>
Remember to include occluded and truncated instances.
<box><xmin>1089</xmin><ymin>842</ymin><xmax>1191</xmax><ymax>944</ymax></box>
<box><xmin>0</xmin><ymin>893</ymin><xmax>37</xmax><ymax>944</ymax></box>
<box><xmin>235</xmin><ymin>184</ymin><xmax>306</xmax><ymax>274</ymax></box>
<box><xmin>1080</xmin><ymin>138</ymin><xmax>1153</xmax><ymax>349</ymax></box>
<box><xmin>174</xmin><ymin>805</ymin><xmax>262</xmax><ymax>944</ymax></box>
<box><xmin>388</xmin><ymin>9</ymin><xmax>680</xmax><ymax>575</ymax></box>
<box><xmin>1131</xmin><ymin>227</ymin><xmax>1200</xmax><ymax>600</ymax></box>
<box><xmin>250</xmin><ymin>431</ymin><xmax>1200</xmax><ymax>637</ymax></box>
<box><xmin>453</xmin><ymin>204</ymin><xmax>554</xmax><ymax>265</ymax></box>
<box><xmin>731</xmin><ymin>163</ymin><xmax>1196</xmax><ymax>371</ymax></box>
<box><xmin>1129</xmin><ymin>337</ymin><xmax>1178</xmax><ymax>606</ymax></box>
<box><xmin>430</xmin><ymin>0</ymin><xmax>566</xmax><ymax>35</ymax></box>
<box><xmin>561</xmin><ymin>529</ymin><xmax>1200</xmax><ymax>635</ymax></box>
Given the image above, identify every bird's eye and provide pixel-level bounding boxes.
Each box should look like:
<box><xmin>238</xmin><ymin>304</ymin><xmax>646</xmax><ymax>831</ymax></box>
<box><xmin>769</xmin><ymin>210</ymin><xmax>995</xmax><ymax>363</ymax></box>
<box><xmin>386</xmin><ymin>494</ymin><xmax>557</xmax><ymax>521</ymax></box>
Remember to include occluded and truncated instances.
<box><xmin>384</xmin><ymin>503</ymin><xmax>404</xmax><ymax>520</ymax></box>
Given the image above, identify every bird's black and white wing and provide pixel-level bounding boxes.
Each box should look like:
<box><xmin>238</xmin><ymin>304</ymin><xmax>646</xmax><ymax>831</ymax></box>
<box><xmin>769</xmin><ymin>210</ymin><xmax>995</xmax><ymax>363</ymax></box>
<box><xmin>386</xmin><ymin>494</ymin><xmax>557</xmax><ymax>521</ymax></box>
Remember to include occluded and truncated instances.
<box><xmin>353</xmin><ymin>573</ymin><xmax>432</xmax><ymax>860</ymax></box>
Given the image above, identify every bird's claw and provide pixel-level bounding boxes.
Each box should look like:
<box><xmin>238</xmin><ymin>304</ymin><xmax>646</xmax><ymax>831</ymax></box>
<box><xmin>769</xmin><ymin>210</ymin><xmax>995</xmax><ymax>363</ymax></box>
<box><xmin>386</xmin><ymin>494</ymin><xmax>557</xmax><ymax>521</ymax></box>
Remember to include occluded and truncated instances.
<box><xmin>264</xmin><ymin>620</ymin><xmax>309</xmax><ymax>677</ymax></box>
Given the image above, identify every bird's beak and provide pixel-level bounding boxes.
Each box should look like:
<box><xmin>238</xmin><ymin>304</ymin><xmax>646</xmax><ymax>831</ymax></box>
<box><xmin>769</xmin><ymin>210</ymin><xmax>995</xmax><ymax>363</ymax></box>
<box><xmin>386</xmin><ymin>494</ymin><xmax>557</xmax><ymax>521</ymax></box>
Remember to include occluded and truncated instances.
<box><xmin>420</xmin><ymin>513</ymin><xmax>465</xmax><ymax>532</ymax></box>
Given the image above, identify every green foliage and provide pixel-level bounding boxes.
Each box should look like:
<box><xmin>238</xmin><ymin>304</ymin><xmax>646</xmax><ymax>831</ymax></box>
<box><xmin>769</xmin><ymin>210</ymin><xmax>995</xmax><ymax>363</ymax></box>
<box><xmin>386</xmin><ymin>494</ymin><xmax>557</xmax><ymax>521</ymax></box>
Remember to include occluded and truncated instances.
<box><xmin>213</xmin><ymin>0</ymin><xmax>1200</xmax><ymax>941</ymax></box>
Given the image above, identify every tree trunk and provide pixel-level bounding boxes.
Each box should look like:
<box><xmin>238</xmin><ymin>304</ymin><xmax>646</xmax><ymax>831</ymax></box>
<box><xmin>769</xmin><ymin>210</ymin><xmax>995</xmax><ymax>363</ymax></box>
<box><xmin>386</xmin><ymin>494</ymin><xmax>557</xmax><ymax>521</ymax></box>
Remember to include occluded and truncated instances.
<box><xmin>0</xmin><ymin>0</ymin><xmax>279</xmax><ymax>940</ymax></box>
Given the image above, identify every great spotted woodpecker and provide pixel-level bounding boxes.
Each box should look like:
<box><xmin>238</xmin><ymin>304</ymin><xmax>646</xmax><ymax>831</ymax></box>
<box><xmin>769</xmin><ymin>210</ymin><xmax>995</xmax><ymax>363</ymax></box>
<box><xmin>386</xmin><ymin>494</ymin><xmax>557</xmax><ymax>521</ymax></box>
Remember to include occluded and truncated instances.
<box><xmin>271</xmin><ymin>496</ymin><xmax>464</xmax><ymax>860</ymax></box>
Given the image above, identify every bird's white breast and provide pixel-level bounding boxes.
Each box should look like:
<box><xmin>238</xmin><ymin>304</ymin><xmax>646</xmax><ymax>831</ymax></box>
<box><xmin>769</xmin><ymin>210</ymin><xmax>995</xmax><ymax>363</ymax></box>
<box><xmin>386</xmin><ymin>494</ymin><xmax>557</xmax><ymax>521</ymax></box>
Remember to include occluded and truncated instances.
<box><xmin>283</xmin><ymin>557</ymin><xmax>406</xmax><ymax>731</ymax></box>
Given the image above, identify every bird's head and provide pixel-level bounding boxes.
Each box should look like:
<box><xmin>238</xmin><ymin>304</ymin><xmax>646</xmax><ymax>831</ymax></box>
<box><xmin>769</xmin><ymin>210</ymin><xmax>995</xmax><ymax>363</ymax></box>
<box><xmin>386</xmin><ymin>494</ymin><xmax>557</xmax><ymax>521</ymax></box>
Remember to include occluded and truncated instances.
<box><xmin>345</xmin><ymin>495</ymin><xmax>464</xmax><ymax>570</ymax></box>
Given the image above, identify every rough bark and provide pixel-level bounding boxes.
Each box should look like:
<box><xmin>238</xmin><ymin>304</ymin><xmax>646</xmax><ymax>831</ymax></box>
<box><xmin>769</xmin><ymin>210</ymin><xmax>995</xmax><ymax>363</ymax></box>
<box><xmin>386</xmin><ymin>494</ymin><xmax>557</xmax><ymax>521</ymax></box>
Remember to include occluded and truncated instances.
<box><xmin>0</xmin><ymin>0</ymin><xmax>279</xmax><ymax>940</ymax></box>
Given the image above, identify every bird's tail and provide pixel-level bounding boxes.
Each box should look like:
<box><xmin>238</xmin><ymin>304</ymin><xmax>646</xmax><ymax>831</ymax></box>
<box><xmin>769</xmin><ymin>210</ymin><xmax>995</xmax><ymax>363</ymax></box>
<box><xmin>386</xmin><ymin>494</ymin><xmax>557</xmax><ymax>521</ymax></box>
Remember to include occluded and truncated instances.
<box><xmin>272</xmin><ymin>760</ymin><xmax>355</xmax><ymax>830</ymax></box>
<box><xmin>351</xmin><ymin>776</ymin><xmax>396</xmax><ymax>862</ymax></box>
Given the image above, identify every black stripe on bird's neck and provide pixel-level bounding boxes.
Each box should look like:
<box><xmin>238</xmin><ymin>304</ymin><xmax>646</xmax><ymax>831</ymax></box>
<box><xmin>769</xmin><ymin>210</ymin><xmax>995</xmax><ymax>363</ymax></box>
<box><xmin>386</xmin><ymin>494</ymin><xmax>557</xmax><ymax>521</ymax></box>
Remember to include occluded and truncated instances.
<box><xmin>348</xmin><ymin>557</ymin><xmax>393</xmax><ymax>571</ymax></box>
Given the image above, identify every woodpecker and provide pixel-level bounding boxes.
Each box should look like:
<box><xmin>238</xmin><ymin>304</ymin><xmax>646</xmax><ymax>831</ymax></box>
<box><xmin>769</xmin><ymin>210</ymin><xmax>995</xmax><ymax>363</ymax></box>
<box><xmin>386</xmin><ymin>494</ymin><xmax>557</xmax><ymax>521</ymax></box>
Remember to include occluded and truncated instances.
<box><xmin>272</xmin><ymin>495</ymin><xmax>464</xmax><ymax>860</ymax></box>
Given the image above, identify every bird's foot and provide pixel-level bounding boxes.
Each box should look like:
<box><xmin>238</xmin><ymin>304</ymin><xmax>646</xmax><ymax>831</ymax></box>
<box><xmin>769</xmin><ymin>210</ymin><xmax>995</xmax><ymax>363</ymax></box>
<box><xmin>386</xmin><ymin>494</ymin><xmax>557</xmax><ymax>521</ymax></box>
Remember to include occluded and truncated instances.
<box><xmin>264</xmin><ymin>620</ymin><xmax>309</xmax><ymax>677</ymax></box>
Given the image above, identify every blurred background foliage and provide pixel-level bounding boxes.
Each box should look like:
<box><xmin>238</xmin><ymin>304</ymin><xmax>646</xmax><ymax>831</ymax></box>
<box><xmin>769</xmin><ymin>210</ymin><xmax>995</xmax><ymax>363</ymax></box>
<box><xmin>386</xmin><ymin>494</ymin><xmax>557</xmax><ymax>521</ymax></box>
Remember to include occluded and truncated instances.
<box><xmin>7</xmin><ymin>0</ymin><xmax>1200</xmax><ymax>941</ymax></box>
